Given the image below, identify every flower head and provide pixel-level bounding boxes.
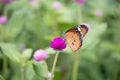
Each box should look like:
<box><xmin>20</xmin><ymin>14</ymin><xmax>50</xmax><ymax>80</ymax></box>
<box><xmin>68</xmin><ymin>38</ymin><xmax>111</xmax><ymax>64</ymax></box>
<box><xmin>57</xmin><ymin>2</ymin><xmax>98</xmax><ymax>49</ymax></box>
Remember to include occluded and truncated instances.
<box><xmin>46</xmin><ymin>72</ymin><xmax>53</xmax><ymax>79</ymax></box>
<box><xmin>0</xmin><ymin>16</ymin><xmax>7</xmax><ymax>24</ymax></box>
<box><xmin>74</xmin><ymin>0</ymin><xmax>86</xmax><ymax>4</ymax></box>
<box><xmin>50</xmin><ymin>37</ymin><xmax>66</xmax><ymax>50</ymax></box>
<box><xmin>0</xmin><ymin>0</ymin><xmax>13</xmax><ymax>3</ymax></box>
<box><xmin>33</xmin><ymin>49</ymin><xmax>48</xmax><ymax>61</ymax></box>
<box><xmin>29</xmin><ymin>0</ymin><xmax>39</xmax><ymax>8</ymax></box>
<box><xmin>81</xmin><ymin>23</ymin><xmax>90</xmax><ymax>31</ymax></box>
<box><xmin>94</xmin><ymin>9</ymin><xmax>103</xmax><ymax>17</ymax></box>
<box><xmin>52</xmin><ymin>1</ymin><xmax>62</xmax><ymax>9</ymax></box>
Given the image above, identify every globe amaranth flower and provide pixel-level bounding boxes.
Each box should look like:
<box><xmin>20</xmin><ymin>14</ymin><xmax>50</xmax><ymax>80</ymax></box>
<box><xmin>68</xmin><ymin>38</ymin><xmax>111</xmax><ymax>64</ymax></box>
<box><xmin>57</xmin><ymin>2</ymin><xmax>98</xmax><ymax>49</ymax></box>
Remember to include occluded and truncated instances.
<box><xmin>50</xmin><ymin>37</ymin><xmax>66</xmax><ymax>50</ymax></box>
<box><xmin>46</xmin><ymin>72</ymin><xmax>52</xmax><ymax>79</ymax></box>
<box><xmin>74</xmin><ymin>0</ymin><xmax>86</xmax><ymax>4</ymax></box>
<box><xmin>33</xmin><ymin>49</ymin><xmax>48</xmax><ymax>61</ymax></box>
<box><xmin>29</xmin><ymin>0</ymin><xmax>39</xmax><ymax>8</ymax></box>
<box><xmin>0</xmin><ymin>0</ymin><xmax>13</xmax><ymax>3</ymax></box>
<box><xmin>81</xmin><ymin>23</ymin><xmax>91</xmax><ymax>31</ymax></box>
<box><xmin>0</xmin><ymin>16</ymin><xmax>7</xmax><ymax>24</ymax></box>
<box><xmin>94</xmin><ymin>9</ymin><xmax>103</xmax><ymax>17</ymax></box>
<box><xmin>52</xmin><ymin>1</ymin><xmax>62</xmax><ymax>9</ymax></box>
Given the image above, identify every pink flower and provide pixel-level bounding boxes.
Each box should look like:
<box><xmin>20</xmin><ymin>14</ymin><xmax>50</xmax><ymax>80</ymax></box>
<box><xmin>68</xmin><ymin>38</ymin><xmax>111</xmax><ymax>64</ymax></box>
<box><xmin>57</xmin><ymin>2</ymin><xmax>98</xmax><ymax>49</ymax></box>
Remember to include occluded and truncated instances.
<box><xmin>46</xmin><ymin>72</ymin><xmax>52</xmax><ymax>79</ymax></box>
<box><xmin>33</xmin><ymin>49</ymin><xmax>48</xmax><ymax>61</ymax></box>
<box><xmin>0</xmin><ymin>0</ymin><xmax>13</xmax><ymax>3</ymax></box>
<box><xmin>50</xmin><ymin>37</ymin><xmax>66</xmax><ymax>50</ymax></box>
<box><xmin>74</xmin><ymin>0</ymin><xmax>86</xmax><ymax>4</ymax></box>
<box><xmin>52</xmin><ymin>1</ymin><xmax>62</xmax><ymax>9</ymax></box>
<box><xmin>29</xmin><ymin>0</ymin><xmax>39</xmax><ymax>8</ymax></box>
<box><xmin>0</xmin><ymin>16</ymin><xmax>7</xmax><ymax>24</ymax></box>
<box><xmin>94</xmin><ymin>9</ymin><xmax>103</xmax><ymax>17</ymax></box>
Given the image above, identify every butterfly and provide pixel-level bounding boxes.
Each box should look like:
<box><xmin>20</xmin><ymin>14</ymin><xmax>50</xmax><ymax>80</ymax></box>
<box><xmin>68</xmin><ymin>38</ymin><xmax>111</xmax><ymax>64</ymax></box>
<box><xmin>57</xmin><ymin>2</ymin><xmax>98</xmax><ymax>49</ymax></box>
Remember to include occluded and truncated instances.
<box><xmin>64</xmin><ymin>24</ymin><xmax>89</xmax><ymax>52</ymax></box>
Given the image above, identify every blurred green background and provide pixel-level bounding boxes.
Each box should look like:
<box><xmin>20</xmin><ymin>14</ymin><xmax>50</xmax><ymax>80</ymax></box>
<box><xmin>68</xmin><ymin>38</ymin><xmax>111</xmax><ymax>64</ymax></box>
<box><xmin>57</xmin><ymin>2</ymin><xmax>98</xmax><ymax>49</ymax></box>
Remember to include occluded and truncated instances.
<box><xmin>0</xmin><ymin>0</ymin><xmax>120</xmax><ymax>80</ymax></box>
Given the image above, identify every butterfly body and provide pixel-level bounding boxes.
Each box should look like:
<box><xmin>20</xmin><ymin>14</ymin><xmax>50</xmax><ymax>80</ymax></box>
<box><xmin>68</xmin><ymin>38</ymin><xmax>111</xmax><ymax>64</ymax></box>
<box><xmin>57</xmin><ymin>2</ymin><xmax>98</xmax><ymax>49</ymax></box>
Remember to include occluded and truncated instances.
<box><xmin>64</xmin><ymin>24</ymin><xmax>89</xmax><ymax>52</ymax></box>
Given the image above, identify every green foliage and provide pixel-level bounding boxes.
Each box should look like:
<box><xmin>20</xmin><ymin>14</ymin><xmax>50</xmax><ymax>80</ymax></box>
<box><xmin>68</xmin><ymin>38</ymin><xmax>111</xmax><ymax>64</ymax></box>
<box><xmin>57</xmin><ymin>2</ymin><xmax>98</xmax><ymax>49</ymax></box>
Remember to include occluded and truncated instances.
<box><xmin>32</xmin><ymin>61</ymin><xmax>48</xmax><ymax>79</ymax></box>
<box><xmin>0</xmin><ymin>43</ymin><xmax>21</xmax><ymax>63</ymax></box>
<box><xmin>0</xmin><ymin>75</ymin><xmax>4</xmax><ymax>80</ymax></box>
<box><xmin>0</xmin><ymin>0</ymin><xmax>120</xmax><ymax>80</ymax></box>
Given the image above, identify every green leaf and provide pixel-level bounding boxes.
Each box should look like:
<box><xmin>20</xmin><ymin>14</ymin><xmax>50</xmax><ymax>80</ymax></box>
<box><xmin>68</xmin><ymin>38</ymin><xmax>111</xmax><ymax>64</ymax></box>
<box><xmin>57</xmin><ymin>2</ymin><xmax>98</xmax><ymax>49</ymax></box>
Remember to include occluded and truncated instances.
<box><xmin>22</xmin><ymin>48</ymin><xmax>33</xmax><ymax>59</ymax></box>
<box><xmin>26</xmin><ymin>65</ymin><xmax>35</xmax><ymax>80</ymax></box>
<box><xmin>0</xmin><ymin>75</ymin><xmax>4</xmax><ymax>80</ymax></box>
<box><xmin>82</xmin><ymin>22</ymin><xmax>107</xmax><ymax>49</ymax></box>
<box><xmin>101</xmin><ymin>41</ymin><xmax>120</xmax><ymax>53</ymax></box>
<box><xmin>6</xmin><ymin>10</ymin><xmax>26</xmax><ymax>39</ymax></box>
<box><xmin>26</xmin><ymin>64</ymin><xmax>46</xmax><ymax>80</ymax></box>
<box><xmin>0</xmin><ymin>43</ymin><xmax>21</xmax><ymax>63</ymax></box>
<box><xmin>45</xmin><ymin>47</ymin><xmax>56</xmax><ymax>54</ymax></box>
<box><xmin>32</xmin><ymin>61</ymin><xmax>48</xmax><ymax>78</ymax></box>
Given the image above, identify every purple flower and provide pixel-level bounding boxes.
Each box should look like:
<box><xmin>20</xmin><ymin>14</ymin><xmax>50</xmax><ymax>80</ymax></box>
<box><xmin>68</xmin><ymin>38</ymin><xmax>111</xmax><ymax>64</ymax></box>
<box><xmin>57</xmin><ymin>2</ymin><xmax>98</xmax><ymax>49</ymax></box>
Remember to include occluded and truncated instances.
<box><xmin>0</xmin><ymin>0</ymin><xmax>13</xmax><ymax>3</ymax></box>
<box><xmin>74</xmin><ymin>0</ymin><xmax>86</xmax><ymax>4</ymax></box>
<box><xmin>81</xmin><ymin>23</ymin><xmax>90</xmax><ymax>31</ymax></box>
<box><xmin>52</xmin><ymin>1</ymin><xmax>62</xmax><ymax>9</ymax></box>
<box><xmin>33</xmin><ymin>49</ymin><xmax>48</xmax><ymax>61</ymax></box>
<box><xmin>50</xmin><ymin>37</ymin><xmax>66</xmax><ymax>50</ymax></box>
<box><xmin>0</xmin><ymin>16</ymin><xmax>7</xmax><ymax>24</ymax></box>
<box><xmin>94</xmin><ymin>9</ymin><xmax>103</xmax><ymax>17</ymax></box>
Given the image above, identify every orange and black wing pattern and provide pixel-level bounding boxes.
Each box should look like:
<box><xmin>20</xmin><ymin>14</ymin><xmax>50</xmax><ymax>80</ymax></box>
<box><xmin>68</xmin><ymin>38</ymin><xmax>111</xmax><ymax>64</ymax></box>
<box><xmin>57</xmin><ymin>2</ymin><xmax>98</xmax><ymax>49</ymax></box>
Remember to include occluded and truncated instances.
<box><xmin>64</xmin><ymin>27</ymin><xmax>82</xmax><ymax>52</ymax></box>
<box><xmin>79</xmin><ymin>24</ymin><xmax>88</xmax><ymax>37</ymax></box>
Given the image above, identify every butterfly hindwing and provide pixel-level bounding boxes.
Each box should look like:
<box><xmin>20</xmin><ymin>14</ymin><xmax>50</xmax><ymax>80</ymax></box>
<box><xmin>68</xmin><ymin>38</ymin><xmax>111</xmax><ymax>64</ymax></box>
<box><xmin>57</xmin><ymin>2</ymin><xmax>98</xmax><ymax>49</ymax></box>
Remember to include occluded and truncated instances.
<box><xmin>64</xmin><ymin>27</ymin><xmax>82</xmax><ymax>52</ymax></box>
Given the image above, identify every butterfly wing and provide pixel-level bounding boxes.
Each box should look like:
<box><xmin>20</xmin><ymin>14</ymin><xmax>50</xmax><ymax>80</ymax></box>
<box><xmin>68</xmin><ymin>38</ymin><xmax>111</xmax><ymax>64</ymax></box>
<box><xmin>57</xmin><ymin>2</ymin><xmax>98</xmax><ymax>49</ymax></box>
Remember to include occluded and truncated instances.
<box><xmin>64</xmin><ymin>28</ymin><xmax>82</xmax><ymax>52</ymax></box>
<box><xmin>79</xmin><ymin>24</ymin><xmax>88</xmax><ymax>37</ymax></box>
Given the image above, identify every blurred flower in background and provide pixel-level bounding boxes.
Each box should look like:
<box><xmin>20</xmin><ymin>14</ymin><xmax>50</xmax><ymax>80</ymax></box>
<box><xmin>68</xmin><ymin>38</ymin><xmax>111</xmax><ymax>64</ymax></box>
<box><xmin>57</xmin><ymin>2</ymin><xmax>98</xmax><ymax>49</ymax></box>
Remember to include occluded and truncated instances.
<box><xmin>19</xmin><ymin>43</ymin><xmax>26</xmax><ymax>51</ymax></box>
<box><xmin>29</xmin><ymin>0</ymin><xmax>39</xmax><ymax>8</ymax></box>
<box><xmin>94</xmin><ymin>9</ymin><xmax>103</xmax><ymax>17</ymax></box>
<box><xmin>50</xmin><ymin>37</ymin><xmax>66</xmax><ymax>50</ymax></box>
<box><xmin>33</xmin><ymin>49</ymin><xmax>48</xmax><ymax>61</ymax></box>
<box><xmin>0</xmin><ymin>16</ymin><xmax>7</xmax><ymax>24</ymax></box>
<box><xmin>74</xmin><ymin>0</ymin><xmax>86</xmax><ymax>4</ymax></box>
<box><xmin>46</xmin><ymin>72</ymin><xmax>52</xmax><ymax>79</ymax></box>
<box><xmin>52</xmin><ymin>1</ymin><xmax>62</xmax><ymax>9</ymax></box>
<box><xmin>0</xmin><ymin>0</ymin><xmax>13</xmax><ymax>3</ymax></box>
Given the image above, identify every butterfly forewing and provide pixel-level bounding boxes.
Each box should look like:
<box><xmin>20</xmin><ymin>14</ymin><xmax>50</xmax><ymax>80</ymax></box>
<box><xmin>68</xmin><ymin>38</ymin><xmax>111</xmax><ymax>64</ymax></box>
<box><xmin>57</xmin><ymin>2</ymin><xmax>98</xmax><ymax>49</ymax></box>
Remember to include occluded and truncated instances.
<box><xmin>79</xmin><ymin>25</ymin><xmax>88</xmax><ymax>37</ymax></box>
<box><xmin>64</xmin><ymin>28</ymin><xmax>82</xmax><ymax>52</ymax></box>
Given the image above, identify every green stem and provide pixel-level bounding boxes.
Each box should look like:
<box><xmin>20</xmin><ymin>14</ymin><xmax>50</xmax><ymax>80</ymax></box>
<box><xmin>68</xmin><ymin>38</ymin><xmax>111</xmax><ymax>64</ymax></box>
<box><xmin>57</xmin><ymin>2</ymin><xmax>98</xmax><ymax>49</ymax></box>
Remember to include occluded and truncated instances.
<box><xmin>50</xmin><ymin>51</ymin><xmax>60</xmax><ymax>80</ymax></box>
<box><xmin>113</xmin><ymin>62</ymin><xmax>118</xmax><ymax>80</ymax></box>
<box><xmin>2</xmin><ymin>56</ymin><xmax>7</xmax><ymax>80</ymax></box>
<box><xmin>21</xmin><ymin>63</ymin><xmax>25</xmax><ymax>80</ymax></box>
<box><xmin>72</xmin><ymin>54</ymin><xmax>80</xmax><ymax>80</ymax></box>
<box><xmin>78</xmin><ymin>4</ymin><xmax>82</xmax><ymax>23</ymax></box>
<box><xmin>3</xmin><ymin>4</ymin><xmax>7</xmax><ymax>15</ymax></box>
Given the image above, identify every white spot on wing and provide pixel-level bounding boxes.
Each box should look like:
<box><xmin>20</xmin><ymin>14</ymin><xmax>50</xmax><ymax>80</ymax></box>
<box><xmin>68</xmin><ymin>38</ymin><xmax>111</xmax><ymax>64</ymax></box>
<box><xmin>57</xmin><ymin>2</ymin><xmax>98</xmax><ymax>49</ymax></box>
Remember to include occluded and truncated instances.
<box><xmin>77</xmin><ymin>26</ymin><xmax>83</xmax><ymax>37</ymax></box>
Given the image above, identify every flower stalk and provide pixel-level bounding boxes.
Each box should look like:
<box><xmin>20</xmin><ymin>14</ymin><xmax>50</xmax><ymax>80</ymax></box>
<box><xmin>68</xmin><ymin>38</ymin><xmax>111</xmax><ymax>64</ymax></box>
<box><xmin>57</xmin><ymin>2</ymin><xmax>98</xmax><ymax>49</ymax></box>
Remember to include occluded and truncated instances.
<box><xmin>50</xmin><ymin>51</ymin><xmax>60</xmax><ymax>80</ymax></box>
<box><xmin>21</xmin><ymin>62</ymin><xmax>25</xmax><ymax>80</ymax></box>
<box><xmin>72</xmin><ymin>53</ymin><xmax>80</xmax><ymax>80</ymax></box>
<box><xmin>113</xmin><ymin>62</ymin><xmax>119</xmax><ymax>80</ymax></box>
<box><xmin>78</xmin><ymin>4</ymin><xmax>82</xmax><ymax>23</ymax></box>
<box><xmin>2</xmin><ymin>56</ymin><xmax>7</xmax><ymax>80</ymax></box>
